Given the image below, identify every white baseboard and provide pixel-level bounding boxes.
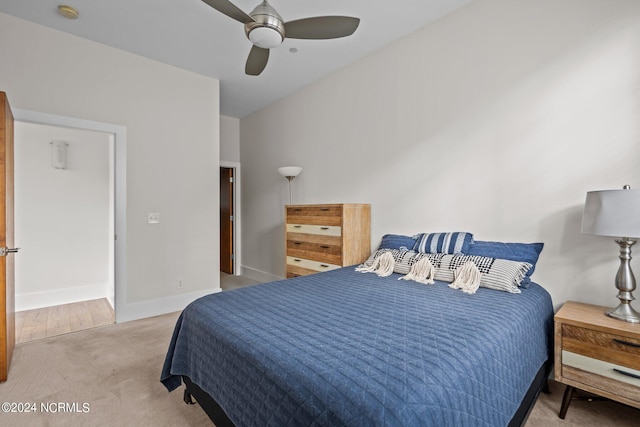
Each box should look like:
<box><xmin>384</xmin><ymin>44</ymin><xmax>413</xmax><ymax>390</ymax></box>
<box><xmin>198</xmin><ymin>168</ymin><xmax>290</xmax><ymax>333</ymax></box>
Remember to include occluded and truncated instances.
<box><xmin>16</xmin><ymin>283</ymin><xmax>110</xmax><ymax>311</ymax></box>
<box><xmin>115</xmin><ymin>287</ymin><xmax>221</xmax><ymax>323</ymax></box>
<box><xmin>106</xmin><ymin>283</ymin><xmax>115</xmax><ymax>309</ymax></box>
<box><xmin>240</xmin><ymin>266</ymin><xmax>283</xmax><ymax>284</ymax></box>
<box><xmin>106</xmin><ymin>294</ymin><xmax>115</xmax><ymax>310</ymax></box>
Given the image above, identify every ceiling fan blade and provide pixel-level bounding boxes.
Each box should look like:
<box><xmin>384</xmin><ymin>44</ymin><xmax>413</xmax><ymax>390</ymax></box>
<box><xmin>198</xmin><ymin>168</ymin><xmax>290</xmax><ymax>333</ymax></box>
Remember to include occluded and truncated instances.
<box><xmin>284</xmin><ymin>16</ymin><xmax>360</xmax><ymax>40</ymax></box>
<box><xmin>201</xmin><ymin>0</ymin><xmax>254</xmax><ymax>24</ymax></box>
<box><xmin>245</xmin><ymin>46</ymin><xmax>270</xmax><ymax>76</ymax></box>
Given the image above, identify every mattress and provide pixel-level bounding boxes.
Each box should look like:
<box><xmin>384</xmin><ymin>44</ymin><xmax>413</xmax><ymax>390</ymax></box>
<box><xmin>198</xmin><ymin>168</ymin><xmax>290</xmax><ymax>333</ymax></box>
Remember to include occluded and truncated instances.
<box><xmin>161</xmin><ymin>266</ymin><xmax>553</xmax><ymax>426</ymax></box>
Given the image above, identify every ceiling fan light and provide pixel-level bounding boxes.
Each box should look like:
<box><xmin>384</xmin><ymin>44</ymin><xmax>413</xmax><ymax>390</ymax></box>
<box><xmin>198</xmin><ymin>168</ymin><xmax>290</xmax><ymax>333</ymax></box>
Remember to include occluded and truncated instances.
<box><xmin>248</xmin><ymin>27</ymin><xmax>283</xmax><ymax>49</ymax></box>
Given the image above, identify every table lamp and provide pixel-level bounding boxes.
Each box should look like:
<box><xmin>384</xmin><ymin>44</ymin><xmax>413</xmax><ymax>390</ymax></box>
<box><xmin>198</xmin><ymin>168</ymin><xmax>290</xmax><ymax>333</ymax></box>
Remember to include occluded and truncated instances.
<box><xmin>581</xmin><ymin>185</ymin><xmax>640</xmax><ymax>323</ymax></box>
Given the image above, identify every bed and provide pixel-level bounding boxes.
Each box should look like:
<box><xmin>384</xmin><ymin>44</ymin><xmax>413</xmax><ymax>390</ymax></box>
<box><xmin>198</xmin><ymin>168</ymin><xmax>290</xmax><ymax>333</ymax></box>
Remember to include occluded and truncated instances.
<box><xmin>161</xmin><ymin>252</ymin><xmax>554</xmax><ymax>426</ymax></box>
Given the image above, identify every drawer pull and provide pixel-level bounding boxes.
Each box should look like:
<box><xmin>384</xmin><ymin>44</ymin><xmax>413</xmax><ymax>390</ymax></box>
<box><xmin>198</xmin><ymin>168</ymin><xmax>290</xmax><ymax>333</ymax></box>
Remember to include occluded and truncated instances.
<box><xmin>293</xmin><ymin>259</ymin><xmax>302</xmax><ymax>262</ymax></box>
<box><xmin>613</xmin><ymin>368</ymin><xmax>640</xmax><ymax>380</ymax></box>
<box><xmin>320</xmin><ymin>264</ymin><xmax>329</xmax><ymax>268</ymax></box>
<box><xmin>320</xmin><ymin>208</ymin><xmax>330</xmax><ymax>211</ymax></box>
<box><xmin>294</xmin><ymin>208</ymin><xmax>302</xmax><ymax>211</ymax></box>
<box><xmin>320</xmin><ymin>245</ymin><xmax>330</xmax><ymax>249</ymax></box>
<box><xmin>293</xmin><ymin>242</ymin><xmax>302</xmax><ymax>245</ymax></box>
<box><xmin>320</xmin><ymin>227</ymin><xmax>329</xmax><ymax>230</ymax></box>
<box><xmin>294</xmin><ymin>225</ymin><xmax>302</xmax><ymax>228</ymax></box>
<box><xmin>613</xmin><ymin>338</ymin><xmax>640</xmax><ymax>349</ymax></box>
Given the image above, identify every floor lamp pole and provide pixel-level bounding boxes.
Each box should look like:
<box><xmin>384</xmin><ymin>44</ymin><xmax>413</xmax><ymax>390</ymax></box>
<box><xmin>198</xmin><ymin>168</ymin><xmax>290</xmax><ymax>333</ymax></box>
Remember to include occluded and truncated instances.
<box><xmin>286</xmin><ymin>176</ymin><xmax>294</xmax><ymax>205</ymax></box>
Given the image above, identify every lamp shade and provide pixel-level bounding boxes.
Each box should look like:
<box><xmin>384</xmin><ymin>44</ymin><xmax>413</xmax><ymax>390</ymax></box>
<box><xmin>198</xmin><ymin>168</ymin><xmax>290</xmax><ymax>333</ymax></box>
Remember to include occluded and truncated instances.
<box><xmin>278</xmin><ymin>166</ymin><xmax>302</xmax><ymax>178</ymax></box>
<box><xmin>581</xmin><ymin>188</ymin><xmax>640</xmax><ymax>238</ymax></box>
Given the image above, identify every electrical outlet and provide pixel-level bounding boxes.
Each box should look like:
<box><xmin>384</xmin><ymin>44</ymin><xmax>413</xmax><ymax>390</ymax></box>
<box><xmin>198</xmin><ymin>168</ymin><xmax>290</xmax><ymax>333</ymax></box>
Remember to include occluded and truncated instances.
<box><xmin>148</xmin><ymin>213</ymin><xmax>160</xmax><ymax>224</ymax></box>
<box><xmin>177</xmin><ymin>279</ymin><xmax>184</xmax><ymax>289</ymax></box>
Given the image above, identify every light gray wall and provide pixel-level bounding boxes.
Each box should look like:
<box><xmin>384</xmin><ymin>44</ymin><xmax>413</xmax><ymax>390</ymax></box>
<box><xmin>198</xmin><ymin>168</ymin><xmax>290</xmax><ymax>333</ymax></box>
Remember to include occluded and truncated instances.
<box><xmin>15</xmin><ymin>122</ymin><xmax>112</xmax><ymax>311</ymax></box>
<box><xmin>220</xmin><ymin>115</ymin><xmax>240</xmax><ymax>163</ymax></box>
<box><xmin>0</xmin><ymin>12</ymin><xmax>220</xmax><ymax>321</ymax></box>
<box><xmin>240</xmin><ymin>0</ymin><xmax>640</xmax><ymax>308</ymax></box>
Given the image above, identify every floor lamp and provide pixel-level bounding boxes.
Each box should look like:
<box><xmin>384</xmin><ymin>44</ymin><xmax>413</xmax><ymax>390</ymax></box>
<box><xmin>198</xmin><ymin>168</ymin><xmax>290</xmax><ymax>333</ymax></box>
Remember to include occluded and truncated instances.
<box><xmin>278</xmin><ymin>166</ymin><xmax>302</xmax><ymax>205</ymax></box>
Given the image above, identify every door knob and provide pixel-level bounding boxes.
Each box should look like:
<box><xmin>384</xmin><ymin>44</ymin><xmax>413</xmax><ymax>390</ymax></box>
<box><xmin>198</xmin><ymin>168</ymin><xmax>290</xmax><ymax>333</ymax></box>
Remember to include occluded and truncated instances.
<box><xmin>0</xmin><ymin>247</ymin><xmax>19</xmax><ymax>256</ymax></box>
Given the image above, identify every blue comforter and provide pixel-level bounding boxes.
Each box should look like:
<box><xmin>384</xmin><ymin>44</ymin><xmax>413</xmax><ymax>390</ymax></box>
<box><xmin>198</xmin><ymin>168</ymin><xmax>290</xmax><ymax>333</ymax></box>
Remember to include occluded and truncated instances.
<box><xmin>161</xmin><ymin>267</ymin><xmax>553</xmax><ymax>426</ymax></box>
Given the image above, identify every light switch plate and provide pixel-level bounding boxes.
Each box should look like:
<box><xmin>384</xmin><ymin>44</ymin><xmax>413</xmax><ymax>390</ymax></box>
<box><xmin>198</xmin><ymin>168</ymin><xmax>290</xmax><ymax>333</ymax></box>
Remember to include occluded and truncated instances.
<box><xmin>148</xmin><ymin>213</ymin><xmax>160</xmax><ymax>224</ymax></box>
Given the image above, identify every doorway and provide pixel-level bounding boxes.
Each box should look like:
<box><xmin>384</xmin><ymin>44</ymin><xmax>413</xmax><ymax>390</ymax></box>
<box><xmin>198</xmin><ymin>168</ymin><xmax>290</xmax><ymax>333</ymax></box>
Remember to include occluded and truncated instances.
<box><xmin>219</xmin><ymin>162</ymin><xmax>241</xmax><ymax>276</ymax></box>
<box><xmin>220</xmin><ymin>167</ymin><xmax>234</xmax><ymax>274</ymax></box>
<box><xmin>9</xmin><ymin>110</ymin><xmax>126</xmax><ymax>340</ymax></box>
<box><xmin>12</xmin><ymin>108</ymin><xmax>127</xmax><ymax>324</ymax></box>
<box><xmin>13</xmin><ymin>122</ymin><xmax>115</xmax><ymax>340</ymax></box>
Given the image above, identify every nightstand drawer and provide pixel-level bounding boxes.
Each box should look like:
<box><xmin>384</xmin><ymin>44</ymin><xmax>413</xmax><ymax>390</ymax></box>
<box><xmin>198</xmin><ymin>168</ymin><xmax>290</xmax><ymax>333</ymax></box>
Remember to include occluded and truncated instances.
<box><xmin>562</xmin><ymin>324</ymin><xmax>640</xmax><ymax>370</ymax></box>
<box><xmin>563</xmin><ymin>351</ymin><xmax>640</xmax><ymax>388</ymax></box>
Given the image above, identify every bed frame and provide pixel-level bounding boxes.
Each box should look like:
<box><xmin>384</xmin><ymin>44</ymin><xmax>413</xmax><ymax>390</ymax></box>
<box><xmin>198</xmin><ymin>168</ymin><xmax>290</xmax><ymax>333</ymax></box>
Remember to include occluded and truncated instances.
<box><xmin>182</xmin><ymin>360</ymin><xmax>552</xmax><ymax>427</ymax></box>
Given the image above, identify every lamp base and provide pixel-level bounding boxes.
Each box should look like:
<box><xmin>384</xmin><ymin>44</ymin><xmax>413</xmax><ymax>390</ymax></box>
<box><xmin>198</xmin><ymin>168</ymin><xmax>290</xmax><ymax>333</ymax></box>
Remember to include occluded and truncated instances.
<box><xmin>607</xmin><ymin>239</ymin><xmax>640</xmax><ymax>323</ymax></box>
<box><xmin>606</xmin><ymin>303</ymin><xmax>640</xmax><ymax>324</ymax></box>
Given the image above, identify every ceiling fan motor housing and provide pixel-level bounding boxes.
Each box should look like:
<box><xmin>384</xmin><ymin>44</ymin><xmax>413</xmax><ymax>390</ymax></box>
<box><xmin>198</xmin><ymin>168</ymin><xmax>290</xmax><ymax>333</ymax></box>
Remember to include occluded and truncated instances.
<box><xmin>244</xmin><ymin>1</ymin><xmax>285</xmax><ymax>49</ymax></box>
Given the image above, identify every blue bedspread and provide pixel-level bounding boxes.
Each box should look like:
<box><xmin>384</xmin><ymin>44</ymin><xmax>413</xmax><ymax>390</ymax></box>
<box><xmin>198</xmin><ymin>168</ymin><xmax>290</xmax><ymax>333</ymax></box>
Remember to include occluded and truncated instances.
<box><xmin>161</xmin><ymin>267</ymin><xmax>553</xmax><ymax>426</ymax></box>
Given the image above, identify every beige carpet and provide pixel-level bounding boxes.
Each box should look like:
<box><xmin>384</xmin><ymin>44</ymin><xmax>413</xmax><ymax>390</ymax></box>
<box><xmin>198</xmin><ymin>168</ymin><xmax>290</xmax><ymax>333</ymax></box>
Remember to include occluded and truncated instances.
<box><xmin>1</xmin><ymin>311</ymin><xmax>639</xmax><ymax>427</ymax></box>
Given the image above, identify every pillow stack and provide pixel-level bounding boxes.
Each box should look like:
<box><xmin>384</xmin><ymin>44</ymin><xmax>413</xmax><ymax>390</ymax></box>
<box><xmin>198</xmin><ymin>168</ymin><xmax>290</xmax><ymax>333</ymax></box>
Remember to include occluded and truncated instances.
<box><xmin>359</xmin><ymin>232</ymin><xmax>543</xmax><ymax>294</ymax></box>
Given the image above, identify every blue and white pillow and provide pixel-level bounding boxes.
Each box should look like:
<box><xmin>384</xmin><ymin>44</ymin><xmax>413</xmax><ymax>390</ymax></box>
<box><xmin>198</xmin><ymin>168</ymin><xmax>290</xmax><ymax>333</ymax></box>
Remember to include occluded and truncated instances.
<box><xmin>465</xmin><ymin>241</ymin><xmax>543</xmax><ymax>287</ymax></box>
<box><xmin>434</xmin><ymin>254</ymin><xmax>532</xmax><ymax>293</ymax></box>
<box><xmin>413</xmin><ymin>232</ymin><xmax>473</xmax><ymax>254</ymax></box>
<box><xmin>360</xmin><ymin>249</ymin><xmax>445</xmax><ymax>275</ymax></box>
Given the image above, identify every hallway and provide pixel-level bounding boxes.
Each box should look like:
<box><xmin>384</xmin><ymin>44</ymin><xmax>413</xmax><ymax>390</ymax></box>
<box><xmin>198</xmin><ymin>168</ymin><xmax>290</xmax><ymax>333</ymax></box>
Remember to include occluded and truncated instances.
<box><xmin>15</xmin><ymin>298</ymin><xmax>114</xmax><ymax>344</ymax></box>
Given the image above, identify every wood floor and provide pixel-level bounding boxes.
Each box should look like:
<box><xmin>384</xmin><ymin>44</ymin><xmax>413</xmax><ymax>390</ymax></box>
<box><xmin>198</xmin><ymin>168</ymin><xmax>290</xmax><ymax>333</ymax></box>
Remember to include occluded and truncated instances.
<box><xmin>13</xmin><ymin>275</ymin><xmax>259</xmax><ymax>345</ymax></box>
<box><xmin>15</xmin><ymin>298</ymin><xmax>115</xmax><ymax>344</ymax></box>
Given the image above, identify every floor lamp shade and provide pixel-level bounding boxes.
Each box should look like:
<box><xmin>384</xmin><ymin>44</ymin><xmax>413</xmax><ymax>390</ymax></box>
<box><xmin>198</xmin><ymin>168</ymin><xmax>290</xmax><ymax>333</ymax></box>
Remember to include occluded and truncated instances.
<box><xmin>581</xmin><ymin>186</ymin><xmax>640</xmax><ymax>323</ymax></box>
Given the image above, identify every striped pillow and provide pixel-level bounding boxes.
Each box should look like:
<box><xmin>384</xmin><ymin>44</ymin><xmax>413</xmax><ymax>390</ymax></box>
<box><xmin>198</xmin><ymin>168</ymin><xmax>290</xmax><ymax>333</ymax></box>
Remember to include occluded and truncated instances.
<box><xmin>434</xmin><ymin>254</ymin><xmax>532</xmax><ymax>293</ymax></box>
<box><xmin>413</xmin><ymin>232</ymin><xmax>473</xmax><ymax>254</ymax></box>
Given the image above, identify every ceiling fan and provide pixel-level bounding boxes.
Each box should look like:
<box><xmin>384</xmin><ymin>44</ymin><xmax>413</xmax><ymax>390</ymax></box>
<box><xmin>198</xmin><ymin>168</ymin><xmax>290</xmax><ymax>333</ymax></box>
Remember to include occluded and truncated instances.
<box><xmin>201</xmin><ymin>0</ymin><xmax>360</xmax><ymax>76</ymax></box>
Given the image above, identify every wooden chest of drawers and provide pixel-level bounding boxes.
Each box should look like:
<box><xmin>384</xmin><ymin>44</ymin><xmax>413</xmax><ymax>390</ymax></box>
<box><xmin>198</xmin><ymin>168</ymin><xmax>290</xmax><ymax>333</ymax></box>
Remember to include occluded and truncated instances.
<box><xmin>285</xmin><ymin>204</ymin><xmax>371</xmax><ymax>278</ymax></box>
<box><xmin>554</xmin><ymin>301</ymin><xmax>640</xmax><ymax>412</ymax></box>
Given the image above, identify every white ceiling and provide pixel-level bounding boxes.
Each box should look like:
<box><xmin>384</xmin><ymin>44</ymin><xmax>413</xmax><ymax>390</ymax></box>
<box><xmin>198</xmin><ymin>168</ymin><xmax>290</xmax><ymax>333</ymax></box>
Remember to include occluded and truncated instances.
<box><xmin>0</xmin><ymin>0</ymin><xmax>473</xmax><ymax>117</ymax></box>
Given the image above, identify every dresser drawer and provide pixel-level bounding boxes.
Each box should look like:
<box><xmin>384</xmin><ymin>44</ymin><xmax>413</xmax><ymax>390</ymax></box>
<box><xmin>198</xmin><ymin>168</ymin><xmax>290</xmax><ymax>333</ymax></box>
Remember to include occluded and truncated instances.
<box><xmin>286</xmin><ymin>224</ymin><xmax>341</xmax><ymax>237</ymax></box>
<box><xmin>286</xmin><ymin>256</ymin><xmax>341</xmax><ymax>273</ymax></box>
<box><xmin>562</xmin><ymin>324</ymin><xmax>640</xmax><ymax>370</ymax></box>
<box><xmin>287</xmin><ymin>264</ymin><xmax>319</xmax><ymax>278</ymax></box>
<box><xmin>286</xmin><ymin>239</ymin><xmax>342</xmax><ymax>265</ymax></box>
<box><xmin>286</xmin><ymin>205</ymin><xmax>343</xmax><ymax>226</ymax></box>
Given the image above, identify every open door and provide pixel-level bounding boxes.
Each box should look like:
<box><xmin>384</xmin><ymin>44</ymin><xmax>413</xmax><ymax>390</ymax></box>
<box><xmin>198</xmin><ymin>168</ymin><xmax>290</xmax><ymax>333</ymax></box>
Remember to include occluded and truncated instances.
<box><xmin>0</xmin><ymin>92</ymin><xmax>16</xmax><ymax>382</ymax></box>
<box><xmin>220</xmin><ymin>167</ymin><xmax>234</xmax><ymax>274</ymax></box>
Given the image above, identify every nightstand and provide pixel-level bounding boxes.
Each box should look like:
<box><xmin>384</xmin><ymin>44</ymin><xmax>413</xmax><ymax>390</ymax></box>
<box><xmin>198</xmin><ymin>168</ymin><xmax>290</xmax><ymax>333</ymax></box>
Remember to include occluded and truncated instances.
<box><xmin>554</xmin><ymin>301</ymin><xmax>640</xmax><ymax>418</ymax></box>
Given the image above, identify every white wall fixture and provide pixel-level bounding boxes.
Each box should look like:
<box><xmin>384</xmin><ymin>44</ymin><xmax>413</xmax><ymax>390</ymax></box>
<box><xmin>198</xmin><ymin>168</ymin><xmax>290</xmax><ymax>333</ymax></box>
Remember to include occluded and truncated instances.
<box><xmin>50</xmin><ymin>139</ymin><xmax>68</xmax><ymax>169</ymax></box>
<box><xmin>278</xmin><ymin>166</ymin><xmax>302</xmax><ymax>205</ymax></box>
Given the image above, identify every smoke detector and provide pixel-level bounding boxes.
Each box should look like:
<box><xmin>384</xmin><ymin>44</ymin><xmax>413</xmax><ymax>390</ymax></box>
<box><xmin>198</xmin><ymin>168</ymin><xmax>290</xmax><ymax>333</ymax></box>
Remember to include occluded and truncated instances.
<box><xmin>58</xmin><ymin>5</ymin><xmax>79</xmax><ymax>20</ymax></box>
